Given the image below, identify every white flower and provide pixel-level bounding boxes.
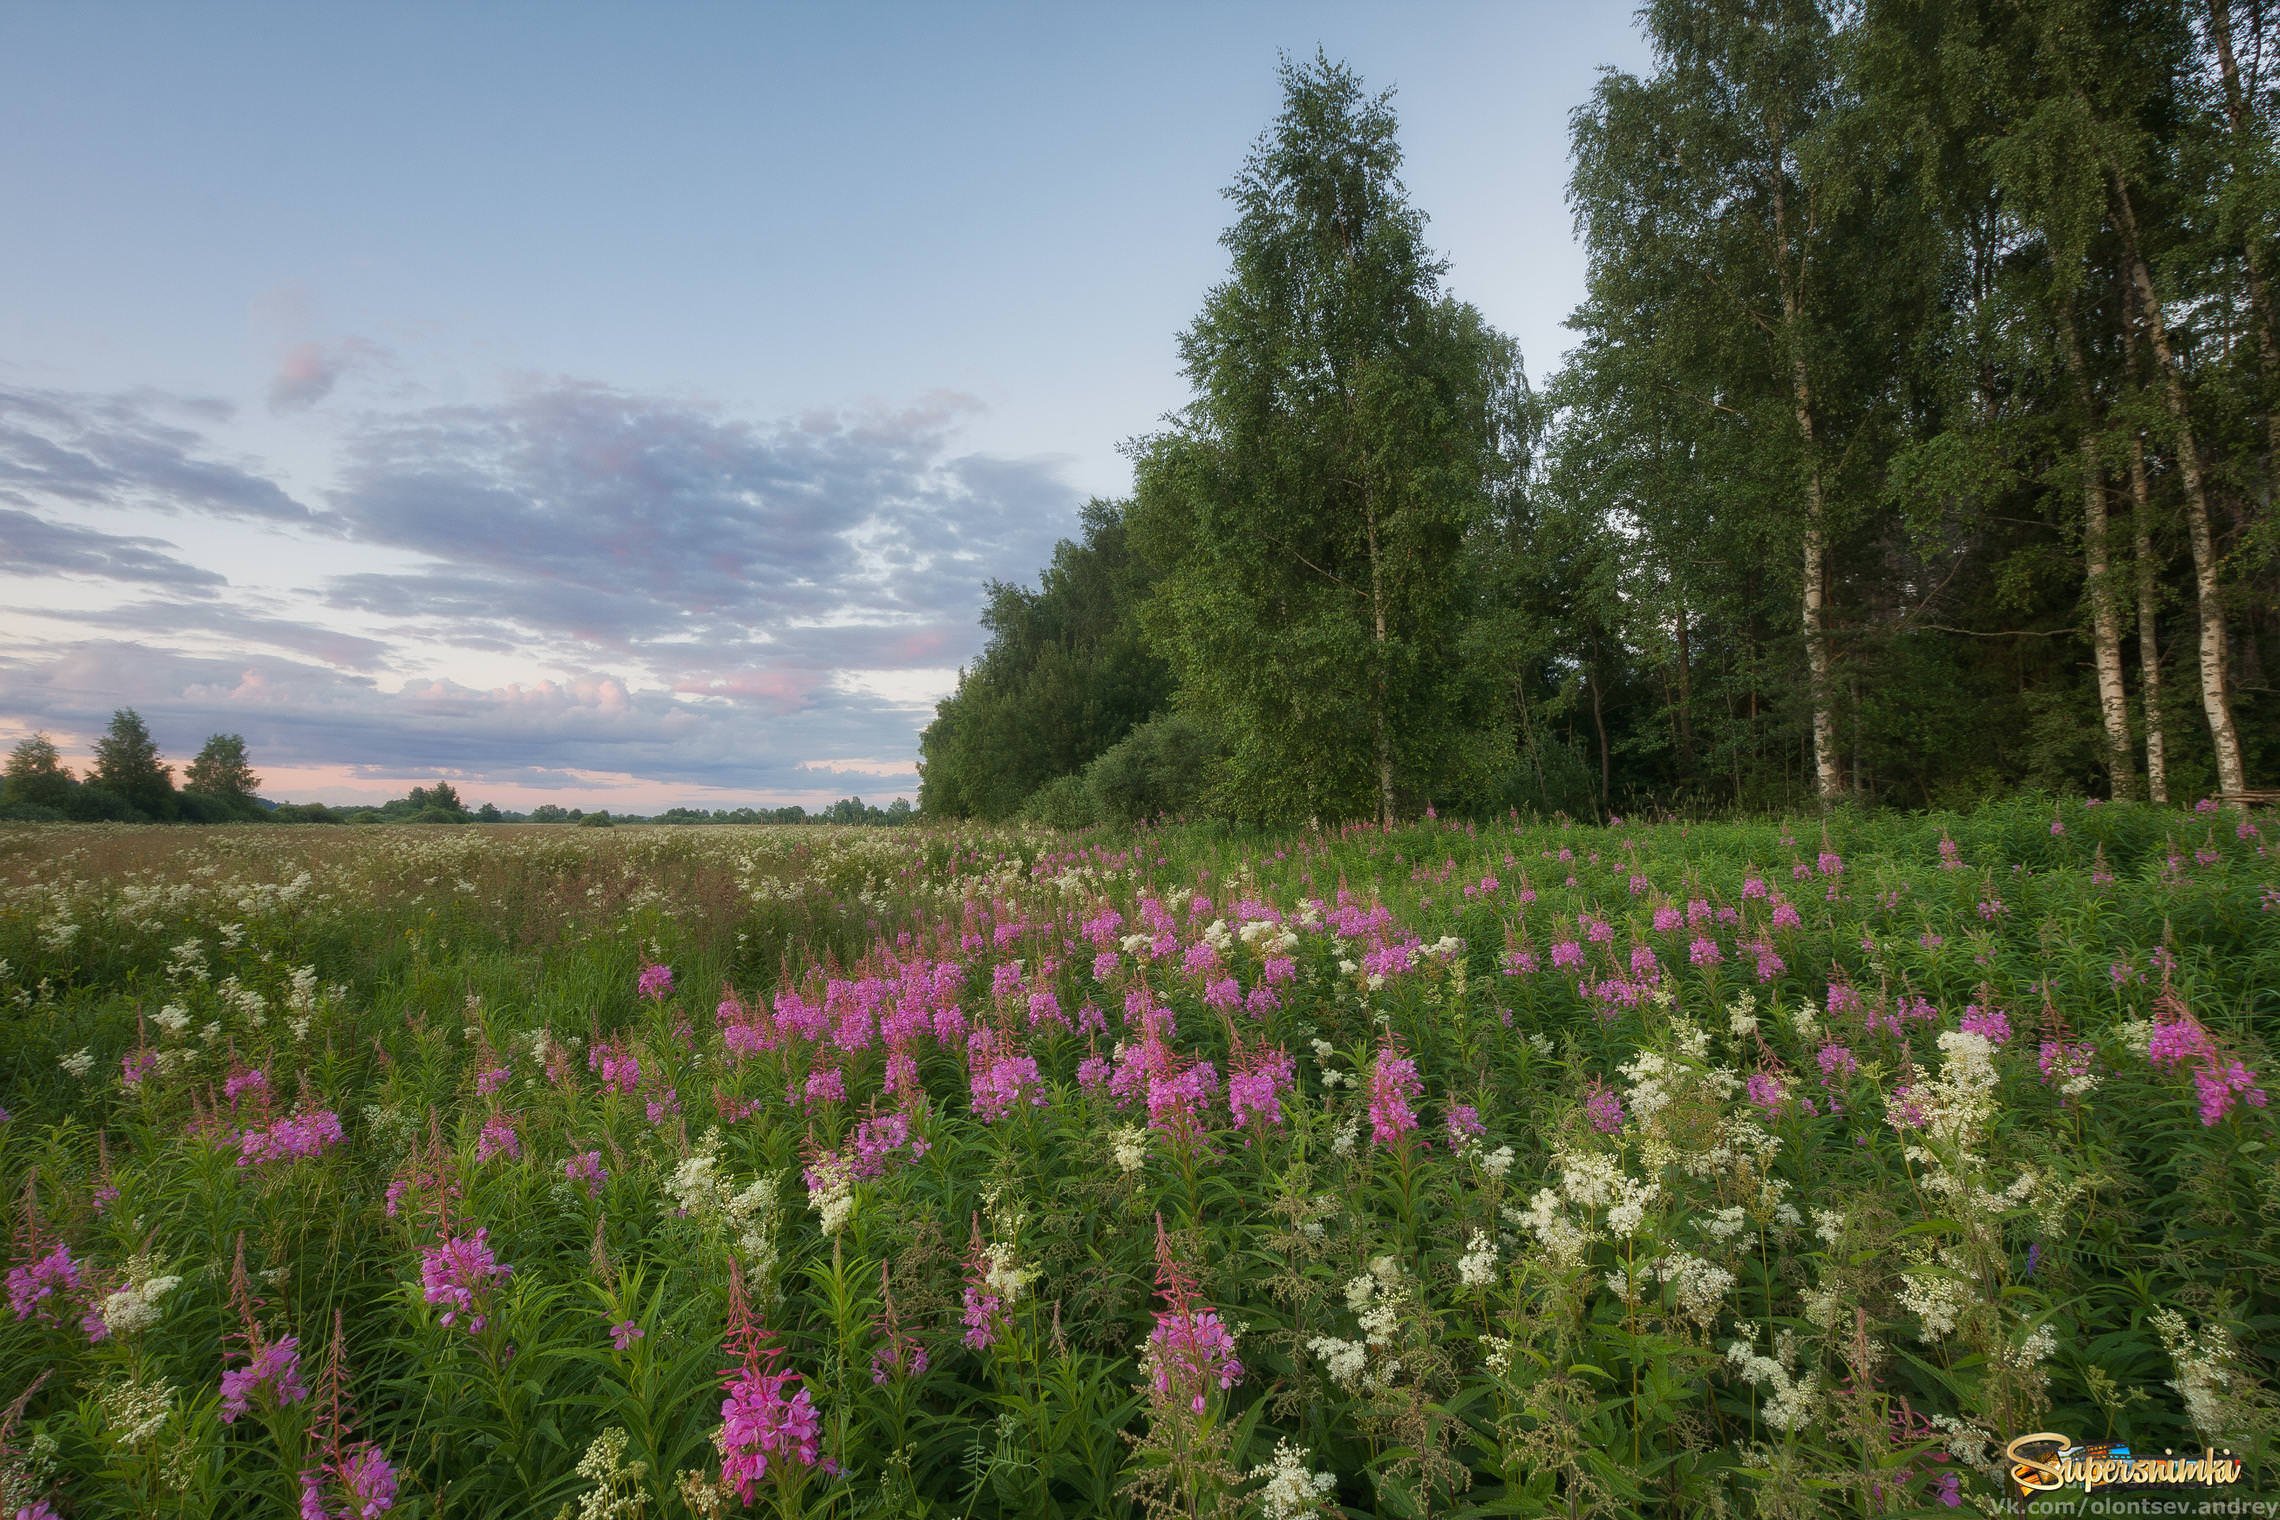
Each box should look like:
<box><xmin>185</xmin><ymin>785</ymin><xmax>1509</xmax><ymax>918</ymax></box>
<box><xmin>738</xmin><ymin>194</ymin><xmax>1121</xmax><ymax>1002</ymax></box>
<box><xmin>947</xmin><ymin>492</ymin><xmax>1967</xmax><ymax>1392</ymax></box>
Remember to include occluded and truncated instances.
<box><xmin>1726</xmin><ymin>1327</ymin><xmax>1818</xmax><ymax>1433</ymax></box>
<box><xmin>1249</xmin><ymin>1438</ymin><xmax>1337</xmax><ymax>1520</ymax></box>
<box><xmin>99</xmin><ymin>1262</ymin><xmax>182</xmax><ymax>1338</ymax></box>
<box><xmin>1307</xmin><ymin>1336</ymin><xmax>1367</xmax><ymax>1389</ymax></box>
<box><xmin>59</xmin><ymin>1047</ymin><xmax>95</xmax><ymax>1079</ymax></box>
<box><xmin>1480</xmin><ymin>1144</ymin><xmax>1515</xmax><ymax>1179</ymax></box>
<box><xmin>1110</xmin><ymin>1125</ymin><xmax>1149</xmax><ymax>1174</ymax></box>
<box><xmin>1457</xmin><ymin>1230</ymin><xmax>1500</xmax><ymax>1288</ymax></box>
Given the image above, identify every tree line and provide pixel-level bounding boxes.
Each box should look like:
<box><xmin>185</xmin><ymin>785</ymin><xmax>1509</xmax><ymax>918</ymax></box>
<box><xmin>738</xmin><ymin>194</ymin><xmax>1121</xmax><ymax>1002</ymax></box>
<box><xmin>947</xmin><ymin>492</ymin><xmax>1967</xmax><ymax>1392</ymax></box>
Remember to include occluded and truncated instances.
<box><xmin>0</xmin><ymin>712</ymin><xmax>914</xmax><ymax>826</ymax></box>
<box><xmin>919</xmin><ymin>10</ymin><xmax>2280</xmax><ymax>827</ymax></box>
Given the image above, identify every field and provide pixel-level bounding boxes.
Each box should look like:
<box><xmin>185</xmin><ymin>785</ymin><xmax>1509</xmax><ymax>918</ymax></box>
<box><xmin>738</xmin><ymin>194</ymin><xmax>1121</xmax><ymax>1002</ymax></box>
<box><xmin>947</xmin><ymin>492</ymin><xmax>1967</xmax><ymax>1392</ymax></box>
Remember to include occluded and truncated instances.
<box><xmin>0</xmin><ymin>800</ymin><xmax>2275</xmax><ymax>1519</ymax></box>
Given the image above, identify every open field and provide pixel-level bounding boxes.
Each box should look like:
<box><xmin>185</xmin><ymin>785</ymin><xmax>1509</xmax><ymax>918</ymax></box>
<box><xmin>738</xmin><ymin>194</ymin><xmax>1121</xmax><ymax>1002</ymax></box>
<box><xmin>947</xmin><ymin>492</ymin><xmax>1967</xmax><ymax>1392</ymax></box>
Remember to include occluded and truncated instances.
<box><xmin>0</xmin><ymin>800</ymin><xmax>2275</xmax><ymax>1518</ymax></box>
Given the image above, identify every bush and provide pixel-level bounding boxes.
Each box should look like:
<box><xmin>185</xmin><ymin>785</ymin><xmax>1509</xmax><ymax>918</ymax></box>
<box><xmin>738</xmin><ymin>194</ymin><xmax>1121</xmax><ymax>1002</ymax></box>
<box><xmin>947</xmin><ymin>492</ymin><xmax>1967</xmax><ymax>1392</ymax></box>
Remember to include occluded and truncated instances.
<box><xmin>0</xmin><ymin>801</ymin><xmax>65</xmax><ymax>823</ymax></box>
<box><xmin>269</xmin><ymin>802</ymin><xmax>343</xmax><ymax>824</ymax></box>
<box><xmin>60</xmin><ymin>783</ymin><xmax>142</xmax><ymax>823</ymax></box>
<box><xmin>1084</xmin><ymin>713</ymin><xmax>1218</xmax><ymax>824</ymax></box>
<box><xmin>577</xmin><ymin>810</ymin><xmax>616</xmax><ymax>827</ymax></box>
<box><xmin>1020</xmin><ymin>772</ymin><xmax>1098</xmax><ymax>829</ymax></box>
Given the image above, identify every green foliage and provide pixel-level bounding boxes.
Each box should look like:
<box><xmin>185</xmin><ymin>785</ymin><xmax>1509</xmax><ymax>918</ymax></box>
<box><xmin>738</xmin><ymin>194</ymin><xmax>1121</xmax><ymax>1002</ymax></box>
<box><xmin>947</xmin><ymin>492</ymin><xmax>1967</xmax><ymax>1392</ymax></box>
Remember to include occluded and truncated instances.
<box><xmin>90</xmin><ymin>710</ymin><xmax>175</xmax><ymax>821</ymax></box>
<box><xmin>1126</xmin><ymin>52</ymin><xmax>1530</xmax><ymax>827</ymax></box>
<box><xmin>1083</xmin><ymin>713</ymin><xmax>1218</xmax><ymax>825</ymax></box>
<box><xmin>1018</xmin><ymin>772</ymin><xmax>1097</xmax><ymax>830</ymax></box>
<box><xmin>0</xmin><ymin>802</ymin><xmax>2273</xmax><ymax>1519</ymax></box>
<box><xmin>2</xmin><ymin>734</ymin><xmax>74</xmax><ymax>813</ymax></box>
<box><xmin>182</xmin><ymin>734</ymin><xmax>260</xmax><ymax>814</ymax></box>
<box><xmin>920</xmin><ymin>500</ymin><xmax>1171</xmax><ymax>820</ymax></box>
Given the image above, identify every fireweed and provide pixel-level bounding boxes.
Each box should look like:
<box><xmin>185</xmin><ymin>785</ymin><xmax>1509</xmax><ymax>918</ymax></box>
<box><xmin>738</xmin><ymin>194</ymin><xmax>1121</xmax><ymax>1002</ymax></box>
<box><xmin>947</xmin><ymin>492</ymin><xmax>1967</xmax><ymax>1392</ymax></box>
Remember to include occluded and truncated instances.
<box><xmin>0</xmin><ymin>803</ymin><xmax>2271</xmax><ymax>1516</ymax></box>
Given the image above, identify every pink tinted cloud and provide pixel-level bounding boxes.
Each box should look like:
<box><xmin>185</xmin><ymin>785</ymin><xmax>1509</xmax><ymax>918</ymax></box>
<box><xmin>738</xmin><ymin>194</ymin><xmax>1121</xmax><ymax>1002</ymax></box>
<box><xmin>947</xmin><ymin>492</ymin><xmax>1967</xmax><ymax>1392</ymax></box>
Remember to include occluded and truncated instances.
<box><xmin>672</xmin><ymin>668</ymin><xmax>825</xmax><ymax>712</ymax></box>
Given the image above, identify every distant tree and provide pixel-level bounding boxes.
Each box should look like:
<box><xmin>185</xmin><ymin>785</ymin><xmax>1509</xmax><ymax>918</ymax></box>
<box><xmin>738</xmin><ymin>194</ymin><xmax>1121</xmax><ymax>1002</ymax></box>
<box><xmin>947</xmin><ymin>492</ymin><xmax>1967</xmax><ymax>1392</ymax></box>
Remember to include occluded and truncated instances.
<box><xmin>475</xmin><ymin>802</ymin><xmax>503</xmax><ymax>822</ymax></box>
<box><xmin>884</xmin><ymin>798</ymin><xmax>913</xmax><ymax>824</ymax></box>
<box><xmin>405</xmin><ymin>781</ymin><xmax>466</xmax><ymax>815</ymax></box>
<box><xmin>184</xmin><ymin>733</ymin><xmax>261</xmax><ymax>811</ymax></box>
<box><xmin>528</xmin><ymin>804</ymin><xmax>570</xmax><ymax>823</ymax></box>
<box><xmin>2</xmin><ymin>733</ymin><xmax>75</xmax><ymax>812</ymax></box>
<box><xmin>91</xmin><ymin>709</ymin><xmax>175</xmax><ymax>819</ymax></box>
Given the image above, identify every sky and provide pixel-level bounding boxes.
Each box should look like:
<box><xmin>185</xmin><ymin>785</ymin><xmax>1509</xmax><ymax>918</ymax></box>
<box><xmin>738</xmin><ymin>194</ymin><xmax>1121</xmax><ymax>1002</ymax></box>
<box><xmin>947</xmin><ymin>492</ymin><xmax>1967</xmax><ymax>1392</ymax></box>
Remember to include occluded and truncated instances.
<box><xmin>0</xmin><ymin>1</ymin><xmax>1652</xmax><ymax>811</ymax></box>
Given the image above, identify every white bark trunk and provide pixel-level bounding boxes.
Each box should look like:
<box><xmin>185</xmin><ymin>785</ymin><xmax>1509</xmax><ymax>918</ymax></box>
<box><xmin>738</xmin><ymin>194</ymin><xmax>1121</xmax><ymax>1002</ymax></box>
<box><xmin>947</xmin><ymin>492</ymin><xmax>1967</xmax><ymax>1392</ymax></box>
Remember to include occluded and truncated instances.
<box><xmin>2129</xmin><ymin>434</ymin><xmax>2170</xmax><ymax>803</ymax></box>
<box><xmin>2115</xmin><ymin>170</ymin><xmax>2249</xmax><ymax>797</ymax></box>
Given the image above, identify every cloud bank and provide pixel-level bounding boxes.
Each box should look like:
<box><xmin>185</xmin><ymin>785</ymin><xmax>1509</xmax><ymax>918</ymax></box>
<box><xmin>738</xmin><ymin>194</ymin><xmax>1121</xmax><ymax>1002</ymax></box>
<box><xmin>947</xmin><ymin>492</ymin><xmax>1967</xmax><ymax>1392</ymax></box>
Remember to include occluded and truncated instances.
<box><xmin>0</xmin><ymin>378</ymin><xmax>1082</xmax><ymax>804</ymax></box>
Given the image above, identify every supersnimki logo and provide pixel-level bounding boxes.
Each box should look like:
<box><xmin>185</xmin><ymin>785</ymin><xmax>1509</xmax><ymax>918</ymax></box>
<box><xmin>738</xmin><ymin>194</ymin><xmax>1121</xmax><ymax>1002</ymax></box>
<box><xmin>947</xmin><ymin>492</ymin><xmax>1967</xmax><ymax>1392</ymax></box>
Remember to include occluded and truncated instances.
<box><xmin>2005</xmin><ymin>1432</ymin><xmax>2248</xmax><ymax>1499</ymax></box>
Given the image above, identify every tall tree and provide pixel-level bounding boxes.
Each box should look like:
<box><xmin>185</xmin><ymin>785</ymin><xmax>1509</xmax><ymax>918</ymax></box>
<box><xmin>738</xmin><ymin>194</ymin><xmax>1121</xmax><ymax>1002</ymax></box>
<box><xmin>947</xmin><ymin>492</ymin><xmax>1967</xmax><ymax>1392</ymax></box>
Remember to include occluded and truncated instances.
<box><xmin>1127</xmin><ymin>52</ymin><xmax>1528</xmax><ymax>826</ymax></box>
<box><xmin>2</xmin><ymin>733</ymin><xmax>74</xmax><ymax>812</ymax></box>
<box><xmin>185</xmin><ymin>733</ymin><xmax>260</xmax><ymax>804</ymax></box>
<box><xmin>91</xmin><ymin>709</ymin><xmax>174</xmax><ymax>818</ymax></box>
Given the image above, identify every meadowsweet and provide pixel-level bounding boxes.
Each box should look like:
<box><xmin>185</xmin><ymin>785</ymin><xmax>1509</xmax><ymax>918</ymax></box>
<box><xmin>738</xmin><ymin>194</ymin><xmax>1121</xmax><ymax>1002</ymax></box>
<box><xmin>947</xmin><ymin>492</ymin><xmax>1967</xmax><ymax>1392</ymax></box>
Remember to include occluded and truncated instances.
<box><xmin>1248</xmin><ymin>1440</ymin><xmax>1337</xmax><ymax>1520</ymax></box>
<box><xmin>96</xmin><ymin>1257</ymin><xmax>181</xmax><ymax>1338</ymax></box>
<box><xmin>1726</xmin><ymin>1326</ymin><xmax>1818</xmax><ymax>1433</ymax></box>
<box><xmin>801</xmin><ymin>1153</ymin><xmax>856</xmax><ymax>1237</ymax></box>
<box><xmin>1456</xmin><ymin>1229</ymin><xmax>1499</xmax><ymax>1287</ymax></box>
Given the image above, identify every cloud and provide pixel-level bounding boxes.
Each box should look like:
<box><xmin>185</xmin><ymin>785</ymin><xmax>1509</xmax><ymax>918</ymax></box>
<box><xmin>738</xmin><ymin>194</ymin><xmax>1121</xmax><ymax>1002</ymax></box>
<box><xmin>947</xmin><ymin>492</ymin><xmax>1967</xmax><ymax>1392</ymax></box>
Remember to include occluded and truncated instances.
<box><xmin>0</xmin><ymin>507</ymin><xmax>226</xmax><ymax>589</ymax></box>
<box><xmin>0</xmin><ymin>376</ymin><xmax>1089</xmax><ymax>802</ymax></box>
<box><xmin>65</xmin><ymin>600</ymin><xmax>394</xmax><ymax>671</ymax></box>
<box><xmin>319</xmin><ymin>379</ymin><xmax>1079</xmax><ymax>670</ymax></box>
<box><xmin>268</xmin><ymin>337</ymin><xmax>389</xmax><ymax>412</ymax></box>
<box><xmin>0</xmin><ymin>384</ymin><xmax>313</xmax><ymax>523</ymax></box>
<box><xmin>0</xmin><ymin>643</ymin><xmax>923</xmax><ymax>797</ymax></box>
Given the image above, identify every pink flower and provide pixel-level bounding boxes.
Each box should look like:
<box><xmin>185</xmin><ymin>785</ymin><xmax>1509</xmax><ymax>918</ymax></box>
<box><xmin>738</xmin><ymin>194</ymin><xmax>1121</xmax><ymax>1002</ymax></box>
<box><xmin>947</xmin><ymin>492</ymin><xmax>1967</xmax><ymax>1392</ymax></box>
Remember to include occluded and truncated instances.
<box><xmin>221</xmin><ymin>1336</ymin><xmax>309</xmax><ymax>1423</ymax></box>
<box><xmin>1366</xmin><ymin>1043</ymin><xmax>1423</xmax><ymax>1145</ymax></box>
<box><xmin>609</xmin><ymin>1319</ymin><xmax>644</xmax><ymax>1351</ymax></box>
<box><xmin>564</xmin><ymin>1150</ymin><xmax>608</xmax><ymax>1194</ymax></box>
<box><xmin>589</xmin><ymin>1039</ymin><xmax>641</xmax><ymax>1095</ymax></box>
<box><xmin>1226</xmin><ymin>1047</ymin><xmax>1295</xmax><ymax>1131</ymax></box>
<box><xmin>474</xmin><ymin>1116</ymin><xmax>519</xmax><ymax>1164</ymax></box>
<box><xmin>1146</xmin><ymin>1216</ymin><xmax>1242</xmax><ymax>1413</ymax></box>
<box><xmin>1959</xmin><ymin>1004</ymin><xmax>2011</xmax><ymax>1046</ymax></box>
<box><xmin>420</xmin><ymin>1229</ymin><xmax>511</xmax><ymax>1333</ymax></box>
<box><xmin>1816</xmin><ymin>1043</ymin><xmax>1858</xmax><ymax>1087</ymax></box>
<box><xmin>7</xmin><ymin>1242</ymin><xmax>83</xmax><ymax>1322</ymax></box>
<box><xmin>1584</xmin><ymin>1080</ymin><xmax>1624</xmax><ymax>1134</ymax></box>
<box><xmin>301</xmin><ymin>1442</ymin><xmax>396</xmax><ymax>1519</ymax></box>
<box><xmin>1688</xmin><ymin>935</ymin><xmax>1723</xmax><ymax>966</ymax></box>
<box><xmin>236</xmin><ymin>1109</ymin><xmax>346</xmax><ymax>1167</ymax></box>
<box><xmin>636</xmin><ymin>963</ymin><xmax>674</xmax><ymax>1001</ymax></box>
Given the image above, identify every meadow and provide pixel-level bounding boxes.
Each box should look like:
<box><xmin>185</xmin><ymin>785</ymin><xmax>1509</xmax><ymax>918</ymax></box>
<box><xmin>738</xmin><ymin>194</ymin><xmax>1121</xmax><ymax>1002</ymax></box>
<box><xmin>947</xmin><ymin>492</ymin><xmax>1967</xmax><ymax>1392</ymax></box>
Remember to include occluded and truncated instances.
<box><xmin>0</xmin><ymin>798</ymin><xmax>2274</xmax><ymax>1519</ymax></box>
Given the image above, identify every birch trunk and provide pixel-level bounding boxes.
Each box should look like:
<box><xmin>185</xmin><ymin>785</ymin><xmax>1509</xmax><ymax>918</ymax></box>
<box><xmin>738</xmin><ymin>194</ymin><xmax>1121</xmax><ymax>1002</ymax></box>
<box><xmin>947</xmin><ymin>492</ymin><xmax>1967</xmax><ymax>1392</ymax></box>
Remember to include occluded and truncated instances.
<box><xmin>2060</xmin><ymin>304</ymin><xmax>2138</xmax><ymax>798</ymax></box>
<box><xmin>1363</xmin><ymin>493</ymin><xmax>1395</xmax><ymax>830</ymax></box>
<box><xmin>2130</xmin><ymin>434</ymin><xmax>2171</xmax><ymax>803</ymax></box>
<box><xmin>2113</xmin><ymin>169</ymin><xmax>2250</xmax><ymax>797</ymax></box>
<box><xmin>1771</xmin><ymin>165</ymin><xmax>1841</xmax><ymax>804</ymax></box>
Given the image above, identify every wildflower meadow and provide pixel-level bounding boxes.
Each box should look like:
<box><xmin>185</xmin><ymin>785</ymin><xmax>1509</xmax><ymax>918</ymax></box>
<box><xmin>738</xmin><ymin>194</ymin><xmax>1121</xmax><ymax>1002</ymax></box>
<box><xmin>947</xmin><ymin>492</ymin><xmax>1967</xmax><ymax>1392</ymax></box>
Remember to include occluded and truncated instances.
<box><xmin>0</xmin><ymin>797</ymin><xmax>2275</xmax><ymax>1517</ymax></box>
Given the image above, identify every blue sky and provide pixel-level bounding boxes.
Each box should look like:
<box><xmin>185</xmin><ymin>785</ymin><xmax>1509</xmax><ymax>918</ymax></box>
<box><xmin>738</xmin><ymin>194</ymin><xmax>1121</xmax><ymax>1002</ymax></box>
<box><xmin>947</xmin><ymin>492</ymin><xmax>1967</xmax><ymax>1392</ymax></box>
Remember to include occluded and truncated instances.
<box><xmin>0</xmin><ymin>1</ymin><xmax>1650</xmax><ymax>809</ymax></box>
